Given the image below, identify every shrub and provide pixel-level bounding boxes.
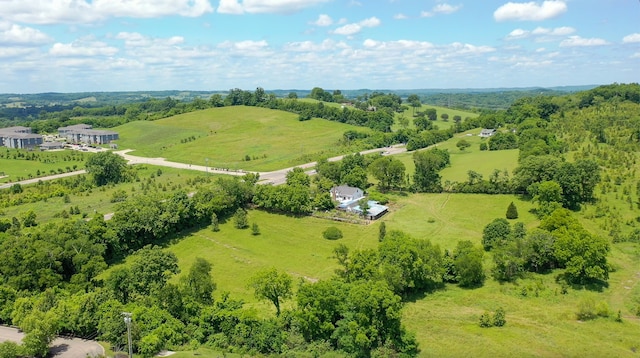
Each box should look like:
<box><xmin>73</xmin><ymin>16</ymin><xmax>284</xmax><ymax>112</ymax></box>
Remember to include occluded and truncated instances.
<box><xmin>479</xmin><ymin>312</ymin><xmax>493</xmax><ymax>328</ymax></box>
<box><xmin>323</xmin><ymin>227</ymin><xmax>343</xmax><ymax>240</ymax></box>
<box><xmin>211</xmin><ymin>213</ymin><xmax>219</xmax><ymax>232</ymax></box>
<box><xmin>252</xmin><ymin>223</ymin><xmax>260</xmax><ymax>236</ymax></box>
<box><xmin>493</xmin><ymin>307</ymin><xmax>506</xmax><ymax>327</ymax></box>
<box><xmin>506</xmin><ymin>202</ymin><xmax>518</xmax><ymax>219</ymax></box>
<box><xmin>576</xmin><ymin>298</ymin><xmax>597</xmax><ymax>320</ymax></box>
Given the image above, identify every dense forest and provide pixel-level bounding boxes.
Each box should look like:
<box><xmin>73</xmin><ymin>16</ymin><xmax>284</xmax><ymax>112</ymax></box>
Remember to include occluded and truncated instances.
<box><xmin>0</xmin><ymin>83</ymin><xmax>639</xmax><ymax>357</ymax></box>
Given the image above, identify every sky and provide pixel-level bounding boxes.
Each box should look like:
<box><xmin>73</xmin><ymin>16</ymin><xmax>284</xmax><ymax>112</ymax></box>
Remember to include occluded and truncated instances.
<box><xmin>0</xmin><ymin>0</ymin><xmax>638</xmax><ymax>93</ymax></box>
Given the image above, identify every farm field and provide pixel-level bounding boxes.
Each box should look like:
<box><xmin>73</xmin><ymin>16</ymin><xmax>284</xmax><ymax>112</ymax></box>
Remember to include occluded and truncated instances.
<box><xmin>113</xmin><ymin>106</ymin><xmax>370</xmax><ymax>172</ymax></box>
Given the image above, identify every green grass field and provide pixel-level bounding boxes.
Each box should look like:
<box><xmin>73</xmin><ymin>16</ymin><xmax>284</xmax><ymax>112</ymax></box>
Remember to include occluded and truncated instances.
<box><xmin>141</xmin><ymin>189</ymin><xmax>640</xmax><ymax>357</ymax></box>
<box><xmin>394</xmin><ymin>104</ymin><xmax>479</xmax><ymax>132</ymax></box>
<box><xmin>113</xmin><ymin>106</ymin><xmax>368</xmax><ymax>172</ymax></box>
<box><xmin>0</xmin><ymin>166</ymin><xmax>208</xmax><ymax>223</ymax></box>
<box><xmin>0</xmin><ymin>149</ymin><xmax>88</xmax><ymax>184</ymax></box>
<box><xmin>393</xmin><ymin>129</ymin><xmax>520</xmax><ymax>184</ymax></box>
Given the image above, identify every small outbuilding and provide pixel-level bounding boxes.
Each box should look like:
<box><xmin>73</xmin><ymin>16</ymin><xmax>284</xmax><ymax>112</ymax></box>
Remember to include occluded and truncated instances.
<box><xmin>480</xmin><ymin>128</ymin><xmax>496</xmax><ymax>138</ymax></box>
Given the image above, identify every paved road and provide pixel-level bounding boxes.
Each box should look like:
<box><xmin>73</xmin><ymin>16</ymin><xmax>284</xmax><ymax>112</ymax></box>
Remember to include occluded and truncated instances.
<box><xmin>115</xmin><ymin>145</ymin><xmax>407</xmax><ymax>186</ymax></box>
<box><xmin>0</xmin><ymin>170</ymin><xmax>86</xmax><ymax>190</ymax></box>
<box><xmin>0</xmin><ymin>326</ymin><xmax>104</xmax><ymax>358</ymax></box>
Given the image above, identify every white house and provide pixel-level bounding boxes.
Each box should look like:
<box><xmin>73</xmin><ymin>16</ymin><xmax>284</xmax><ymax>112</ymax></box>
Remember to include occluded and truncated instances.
<box><xmin>330</xmin><ymin>185</ymin><xmax>364</xmax><ymax>203</ymax></box>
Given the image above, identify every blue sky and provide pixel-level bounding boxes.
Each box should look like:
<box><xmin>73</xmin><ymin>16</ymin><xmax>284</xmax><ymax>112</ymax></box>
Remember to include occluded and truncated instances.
<box><xmin>0</xmin><ymin>0</ymin><xmax>638</xmax><ymax>93</ymax></box>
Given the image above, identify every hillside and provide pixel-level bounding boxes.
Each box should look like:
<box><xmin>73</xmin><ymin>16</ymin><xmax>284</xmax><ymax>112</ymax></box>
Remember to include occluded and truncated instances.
<box><xmin>113</xmin><ymin>106</ymin><xmax>372</xmax><ymax>171</ymax></box>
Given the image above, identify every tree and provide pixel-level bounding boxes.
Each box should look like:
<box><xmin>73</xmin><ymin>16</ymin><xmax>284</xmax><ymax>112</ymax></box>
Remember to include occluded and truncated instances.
<box><xmin>368</xmin><ymin>156</ymin><xmax>405</xmax><ymax>191</ymax></box>
<box><xmin>130</xmin><ymin>246</ymin><xmax>180</xmax><ymax>297</ymax></box>
<box><xmin>251</xmin><ymin>222</ymin><xmax>260</xmax><ymax>235</ymax></box>
<box><xmin>506</xmin><ymin>202</ymin><xmax>518</xmax><ymax>219</ymax></box>
<box><xmin>233</xmin><ymin>208</ymin><xmax>248</xmax><ymax>229</ymax></box>
<box><xmin>456</xmin><ymin>139</ymin><xmax>471</xmax><ymax>151</ymax></box>
<box><xmin>453</xmin><ymin>241</ymin><xmax>485</xmax><ymax>287</ymax></box>
<box><xmin>181</xmin><ymin>257</ymin><xmax>215</xmax><ymax>305</ymax></box>
<box><xmin>441</xmin><ymin>113</ymin><xmax>449</xmax><ymax>121</ymax></box>
<box><xmin>210</xmin><ymin>212</ymin><xmax>219</xmax><ymax>232</ymax></box>
<box><xmin>407</xmin><ymin>94</ymin><xmax>421</xmax><ymax>116</ymax></box>
<box><xmin>20</xmin><ymin>210</ymin><xmax>37</xmax><ymax>227</ymax></box>
<box><xmin>378</xmin><ymin>222</ymin><xmax>386</xmax><ymax>242</ymax></box>
<box><xmin>413</xmin><ymin>149</ymin><xmax>450</xmax><ymax>192</ymax></box>
<box><xmin>379</xmin><ymin>230</ymin><xmax>443</xmax><ymax>295</ymax></box>
<box><xmin>85</xmin><ymin>151</ymin><xmax>128</xmax><ymax>186</ymax></box>
<box><xmin>286</xmin><ymin>167</ymin><xmax>310</xmax><ymax>187</ymax></box>
<box><xmin>482</xmin><ymin>218</ymin><xmax>511</xmax><ymax>251</ymax></box>
<box><xmin>249</xmin><ymin>268</ymin><xmax>293</xmax><ymax>316</ymax></box>
<box><xmin>358</xmin><ymin>198</ymin><xmax>370</xmax><ymax>218</ymax></box>
<box><xmin>425</xmin><ymin>108</ymin><xmax>437</xmax><ymax>121</ymax></box>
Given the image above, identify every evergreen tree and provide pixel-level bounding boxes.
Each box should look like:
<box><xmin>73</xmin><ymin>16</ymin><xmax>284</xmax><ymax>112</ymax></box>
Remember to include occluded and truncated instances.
<box><xmin>233</xmin><ymin>208</ymin><xmax>248</xmax><ymax>229</ymax></box>
<box><xmin>378</xmin><ymin>222</ymin><xmax>386</xmax><ymax>242</ymax></box>
<box><xmin>506</xmin><ymin>202</ymin><xmax>519</xmax><ymax>219</ymax></box>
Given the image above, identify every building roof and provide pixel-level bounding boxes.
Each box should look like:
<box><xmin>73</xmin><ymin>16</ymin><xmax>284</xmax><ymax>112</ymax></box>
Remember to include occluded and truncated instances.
<box><xmin>1</xmin><ymin>132</ymin><xmax>42</xmax><ymax>139</ymax></box>
<box><xmin>59</xmin><ymin>124</ymin><xmax>92</xmax><ymax>131</ymax></box>
<box><xmin>352</xmin><ymin>201</ymin><xmax>388</xmax><ymax>217</ymax></box>
<box><xmin>331</xmin><ymin>185</ymin><xmax>362</xmax><ymax>196</ymax></box>
<box><xmin>480</xmin><ymin>128</ymin><xmax>496</xmax><ymax>134</ymax></box>
<box><xmin>40</xmin><ymin>141</ymin><xmax>64</xmax><ymax>147</ymax></box>
<box><xmin>0</xmin><ymin>126</ymin><xmax>31</xmax><ymax>135</ymax></box>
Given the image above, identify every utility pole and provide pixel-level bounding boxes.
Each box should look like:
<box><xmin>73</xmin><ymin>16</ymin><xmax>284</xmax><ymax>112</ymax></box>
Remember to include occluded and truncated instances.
<box><xmin>123</xmin><ymin>312</ymin><xmax>133</xmax><ymax>358</ymax></box>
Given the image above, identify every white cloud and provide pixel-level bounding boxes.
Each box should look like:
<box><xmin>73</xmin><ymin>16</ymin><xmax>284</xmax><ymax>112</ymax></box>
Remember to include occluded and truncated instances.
<box><xmin>0</xmin><ymin>0</ymin><xmax>214</xmax><ymax>24</ymax></box>
<box><xmin>394</xmin><ymin>13</ymin><xmax>408</xmax><ymax>20</ymax></box>
<box><xmin>360</xmin><ymin>17</ymin><xmax>381</xmax><ymax>27</ymax></box>
<box><xmin>218</xmin><ymin>0</ymin><xmax>332</xmax><ymax>14</ymax></box>
<box><xmin>532</xmin><ymin>26</ymin><xmax>574</xmax><ymax>36</ymax></box>
<box><xmin>0</xmin><ymin>22</ymin><xmax>52</xmax><ymax>45</ymax></box>
<box><xmin>217</xmin><ymin>0</ymin><xmax>244</xmax><ymax>14</ymax></box>
<box><xmin>632</xmin><ymin>52</ymin><xmax>640</xmax><ymax>59</ymax></box>
<box><xmin>494</xmin><ymin>1</ymin><xmax>567</xmax><ymax>22</ymax></box>
<box><xmin>623</xmin><ymin>33</ymin><xmax>640</xmax><ymax>44</ymax></box>
<box><xmin>421</xmin><ymin>3</ymin><xmax>462</xmax><ymax>17</ymax></box>
<box><xmin>559</xmin><ymin>36</ymin><xmax>608</xmax><ymax>47</ymax></box>
<box><xmin>333</xmin><ymin>17</ymin><xmax>380</xmax><ymax>36</ymax></box>
<box><xmin>311</xmin><ymin>14</ymin><xmax>333</xmax><ymax>26</ymax></box>
<box><xmin>50</xmin><ymin>41</ymin><xmax>119</xmax><ymax>57</ymax></box>
<box><xmin>506</xmin><ymin>29</ymin><xmax>529</xmax><ymax>39</ymax></box>
<box><xmin>433</xmin><ymin>3</ymin><xmax>462</xmax><ymax>14</ymax></box>
<box><xmin>506</xmin><ymin>26</ymin><xmax>574</xmax><ymax>40</ymax></box>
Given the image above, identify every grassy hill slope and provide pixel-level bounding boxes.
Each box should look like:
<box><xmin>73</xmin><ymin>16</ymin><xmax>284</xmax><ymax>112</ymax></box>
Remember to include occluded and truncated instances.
<box><xmin>113</xmin><ymin>106</ymin><xmax>369</xmax><ymax>171</ymax></box>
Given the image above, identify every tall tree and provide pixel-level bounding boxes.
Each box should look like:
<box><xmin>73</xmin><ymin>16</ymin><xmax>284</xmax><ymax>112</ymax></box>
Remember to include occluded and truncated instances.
<box><xmin>249</xmin><ymin>268</ymin><xmax>293</xmax><ymax>316</ymax></box>
<box><xmin>368</xmin><ymin>156</ymin><xmax>405</xmax><ymax>191</ymax></box>
<box><xmin>85</xmin><ymin>151</ymin><xmax>128</xmax><ymax>186</ymax></box>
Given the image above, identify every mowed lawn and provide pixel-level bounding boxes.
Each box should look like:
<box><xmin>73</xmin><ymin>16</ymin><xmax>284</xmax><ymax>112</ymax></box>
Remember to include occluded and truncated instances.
<box><xmin>113</xmin><ymin>106</ymin><xmax>368</xmax><ymax>171</ymax></box>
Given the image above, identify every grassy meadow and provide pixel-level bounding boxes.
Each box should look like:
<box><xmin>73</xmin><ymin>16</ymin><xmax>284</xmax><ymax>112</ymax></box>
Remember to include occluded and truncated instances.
<box><xmin>128</xmin><ymin>189</ymin><xmax>640</xmax><ymax>357</ymax></box>
<box><xmin>394</xmin><ymin>128</ymin><xmax>520</xmax><ymax>183</ymax></box>
<box><xmin>0</xmin><ymin>149</ymin><xmax>88</xmax><ymax>184</ymax></box>
<box><xmin>0</xmin><ymin>166</ymin><xmax>208</xmax><ymax>223</ymax></box>
<box><xmin>113</xmin><ymin>106</ymin><xmax>369</xmax><ymax>172</ymax></box>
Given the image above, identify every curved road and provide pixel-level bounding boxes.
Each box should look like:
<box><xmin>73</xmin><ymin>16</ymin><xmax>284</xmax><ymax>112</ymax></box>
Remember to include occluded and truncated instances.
<box><xmin>0</xmin><ymin>144</ymin><xmax>408</xmax><ymax>189</ymax></box>
<box><xmin>0</xmin><ymin>326</ymin><xmax>103</xmax><ymax>357</ymax></box>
